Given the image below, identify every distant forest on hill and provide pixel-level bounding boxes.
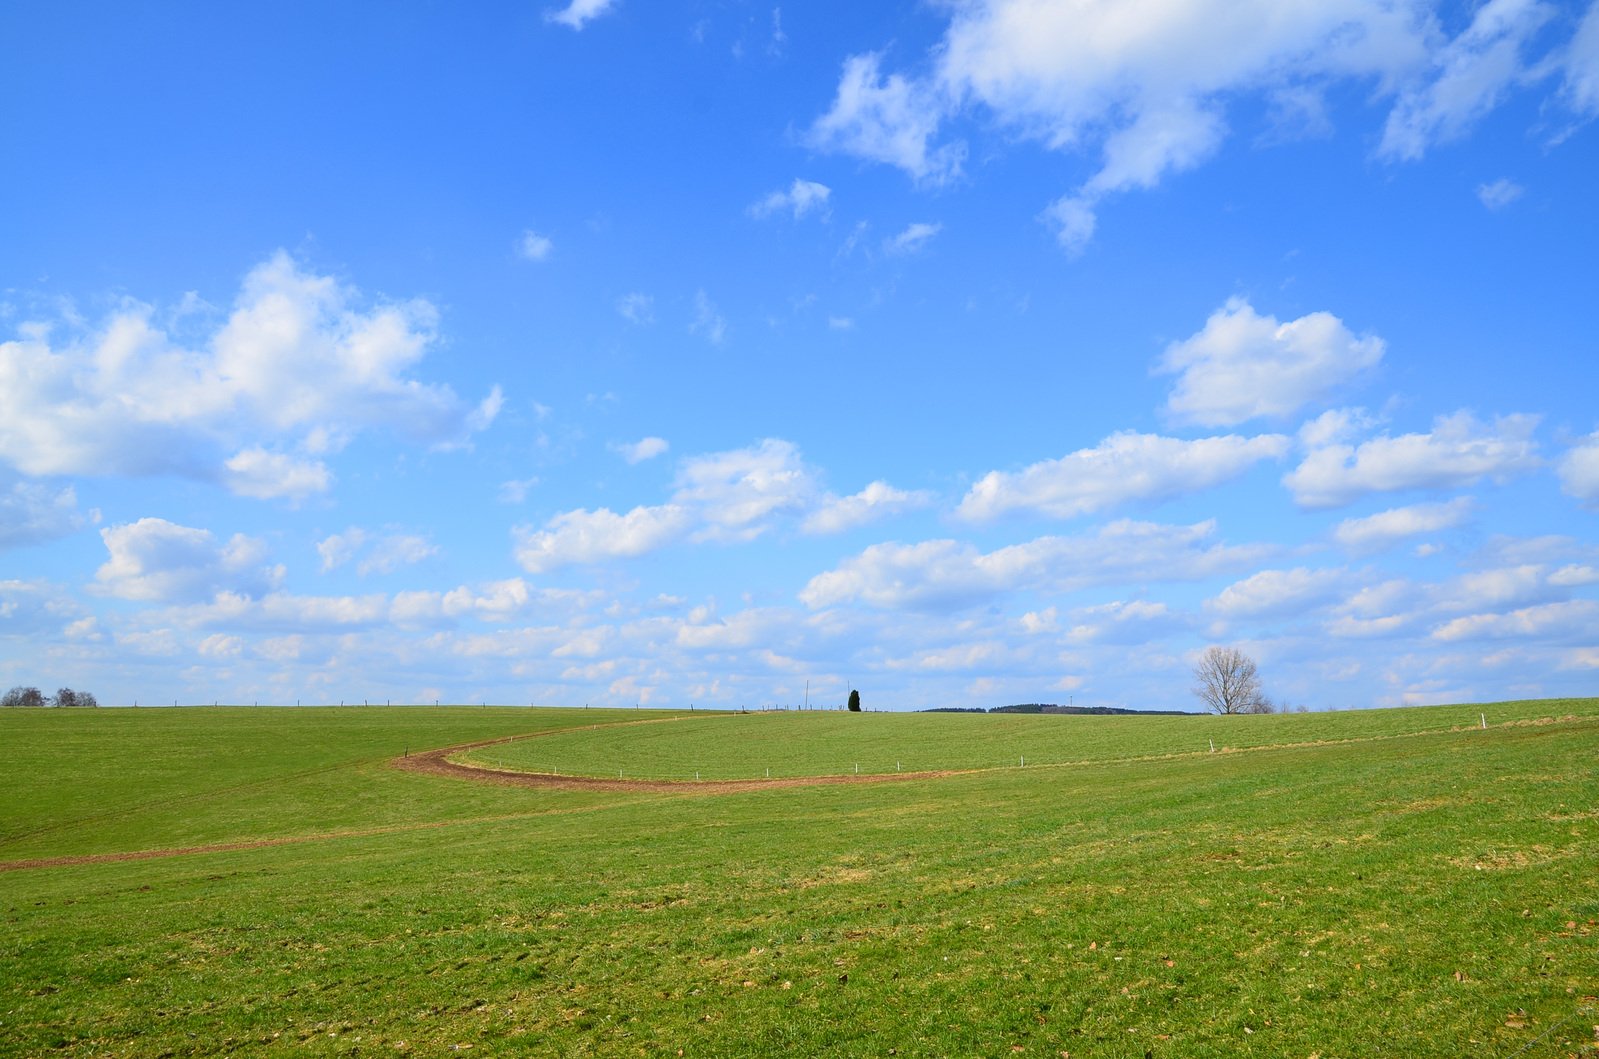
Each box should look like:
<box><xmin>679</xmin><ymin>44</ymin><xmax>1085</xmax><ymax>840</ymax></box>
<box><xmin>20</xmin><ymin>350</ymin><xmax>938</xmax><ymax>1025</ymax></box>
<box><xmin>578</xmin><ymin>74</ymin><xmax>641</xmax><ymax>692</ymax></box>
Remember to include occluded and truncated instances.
<box><xmin>923</xmin><ymin>703</ymin><xmax>1199</xmax><ymax>716</ymax></box>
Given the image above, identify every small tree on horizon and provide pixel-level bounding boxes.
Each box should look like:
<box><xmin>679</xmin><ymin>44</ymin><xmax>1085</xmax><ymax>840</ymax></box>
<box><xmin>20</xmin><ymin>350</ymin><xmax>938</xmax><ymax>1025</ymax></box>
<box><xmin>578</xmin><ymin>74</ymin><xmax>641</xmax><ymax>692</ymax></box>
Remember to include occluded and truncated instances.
<box><xmin>847</xmin><ymin>689</ymin><xmax>861</xmax><ymax>712</ymax></box>
<box><xmin>1192</xmin><ymin>646</ymin><xmax>1269</xmax><ymax>715</ymax></box>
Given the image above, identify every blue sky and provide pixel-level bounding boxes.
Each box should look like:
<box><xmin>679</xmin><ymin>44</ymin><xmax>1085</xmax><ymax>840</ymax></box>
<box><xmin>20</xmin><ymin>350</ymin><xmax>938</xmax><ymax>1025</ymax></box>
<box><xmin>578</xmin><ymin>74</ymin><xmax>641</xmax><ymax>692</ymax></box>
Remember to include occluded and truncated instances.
<box><xmin>2</xmin><ymin>0</ymin><xmax>1597</xmax><ymax>711</ymax></box>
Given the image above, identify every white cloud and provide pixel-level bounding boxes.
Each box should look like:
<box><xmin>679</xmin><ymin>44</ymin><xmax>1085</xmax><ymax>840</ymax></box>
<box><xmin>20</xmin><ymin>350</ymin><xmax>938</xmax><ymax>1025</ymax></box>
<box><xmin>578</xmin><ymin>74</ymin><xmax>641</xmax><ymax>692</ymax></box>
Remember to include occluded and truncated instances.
<box><xmin>1558</xmin><ymin>430</ymin><xmax>1599</xmax><ymax>508</ymax></box>
<box><xmin>1158</xmin><ymin>298</ymin><xmax>1385</xmax><ymax>426</ymax></box>
<box><xmin>749</xmin><ymin>179</ymin><xmax>832</xmax><ymax>220</ymax></box>
<box><xmin>0</xmin><ymin>578</ymin><xmax>82</xmax><ymax>637</ymax></box>
<box><xmin>1332</xmin><ymin>497</ymin><xmax>1473</xmax><ymax>553</ymax></box>
<box><xmin>808</xmin><ymin>1</ymin><xmax>1593</xmax><ymax>250</ymax></box>
<box><xmin>808</xmin><ymin>52</ymin><xmax>964</xmax><ymax>185</ymax></box>
<box><xmin>958</xmin><ymin>431</ymin><xmax>1288</xmax><ymax>521</ymax></box>
<box><xmin>1476</xmin><ymin>177</ymin><xmax>1525</xmax><ymax>208</ymax></box>
<box><xmin>673</xmin><ymin>438</ymin><xmax>815</xmax><ymax>541</ymax></box>
<box><xmin>0</xmin><ymin>252</ymin><xmax>498</xmax><ymax>493</ymax></box>
<box><xmin>95</xmin><ymin>518</ymin><xmax>282</xmax><ymax>603</ymax></box>
<box><xmin>1285</xmin><ymin>411</ymin><xmax>1541</xmax><ymax>508</ymax></box>
<box><xmin>513</xmin><ymin>504</ymin><xmax>693</xmax><ymax>574</ymax></box>
<box><xmin>1431</xmin><ymin>599</ymin><xmax>1599</xmax><ymax>641</ymax></box>
<box><xmin>883</xmin><ymin>222</ymin><xmax>942</xmax><ymax>255</ymax></box>
<box><xmin>518</xmin><ymin>229</ymin><xmax>554</xmax><ymax>261</ymax></box>
<box><xmin>317</xmin><ymin>528</ymin><xmax>367</xmax><ymax>572</ymax></box>
<box><xmin>828</xmin><ymin>316</ymin><xmax>855</xmax><ymax>331</ymax></box>
<box><xmin>1378</xmin><ymin>0</ymin><xmax>1556</xmax><ymax>161</ymax></box>
<box><xmin>198</xmin><ymin>633</ymin><xmax>244</xmax><ymax>658</ymax></box>
<box><xmin>509</xmin><ymin>439</ymin><xmax>928</xmax><ymax>568</ymax></box>
<box><xmin>675</xmin><ymin>607</ymin><xmax>793</xmax><ymax>651</ymax></box>
<box><xmin>1563</xmin><ymin>0</ymin><xmax>1599</xmax><ymax>115</ymax></box>
<box><xmin>546</xmin><ymin>0</ymin><xmax>618</xmax><ymax>31</ymax></box>
<box><xmin>1438</xmin><ymin>564</ymin><xmax>1560</xmax><ymax>612</ymax></box>
<box><xmin>224</xmin><ymin>448</ymin><xmax>332</xmax><ymax>501</ymax></box>
<box><xmin>1063</xmin><ymin>600</ymin><xmax>1181</xmax><ymax>645</ymax></box>
<box><xmin>814</xmin><ymin>1</ymin><xmax>1433</xmax><ymax>248</ymax></box>
<box><xmin>612</xmin><ymin>436</ymin><xmax>670</xmax><ymax>464</ymax></box>
<box><xmin>801</xmin><ymin>519</ymin><xmax>1266</xmax><ymax>611</ymax></box>
<box><xmin>1207</xmin><ymin>567</ymin><xmax>1346</xmax><ymax>618</ymax></box>
<box><xmin>691</xmin><ymin>290</ymin><xmax>727</xmax><ymax>344</ymax></box>
<box><xmin>617</xmin><ymin>292</ymin><xmax>655</xmax><ymax>324</ymax></box>
<box><xmin>1549</xmin><ymin>563</ymin><xmax>1599</xmax><ymax>587</ymax></box>
<box><xmin>802</xmin><ymin>481</ymin><xmax>933</xmax><ymax>535</ymax></box>
<box><xmin>498</xmin><ymin>477</ymin><xmax>540</xmax><ymax>504</ymax></box>
<box><xmin>357</xmin><ymin>534</ymin><xmax>437</xmax><ymax>576</ymax></box>
<box><xmin>0</xmin><ymin>479</ymin><xmax>83</xmax><ymax>549</ymax></box>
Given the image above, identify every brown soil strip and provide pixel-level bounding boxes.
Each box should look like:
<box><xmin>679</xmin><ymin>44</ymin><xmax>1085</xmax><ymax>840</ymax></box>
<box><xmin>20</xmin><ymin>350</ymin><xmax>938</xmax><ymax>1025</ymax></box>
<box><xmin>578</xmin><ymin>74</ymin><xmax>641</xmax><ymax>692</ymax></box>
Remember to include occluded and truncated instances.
<box><xmin>0</xmin><ymin>719</ymin><xmax>951</xmax><ymax>873</ymax></box>
<box><xmin>391</xmin><ymin>723</ymin><xmax>959</xmax><ymax>793</ymax></box>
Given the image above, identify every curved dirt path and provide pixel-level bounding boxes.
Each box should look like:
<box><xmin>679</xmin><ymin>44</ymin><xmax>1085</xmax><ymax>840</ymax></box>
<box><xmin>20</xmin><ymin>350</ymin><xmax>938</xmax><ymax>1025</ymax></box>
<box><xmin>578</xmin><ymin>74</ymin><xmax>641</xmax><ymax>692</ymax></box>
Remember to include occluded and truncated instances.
<box><xmin>0</xmin><ymin>720</ymin><xmax>953</xmax><ymax>873</ymax></box>
<box><xmin>391</xmin><ymin>723</ymin><xmax>959</xmax><ymax>793</ymax></box>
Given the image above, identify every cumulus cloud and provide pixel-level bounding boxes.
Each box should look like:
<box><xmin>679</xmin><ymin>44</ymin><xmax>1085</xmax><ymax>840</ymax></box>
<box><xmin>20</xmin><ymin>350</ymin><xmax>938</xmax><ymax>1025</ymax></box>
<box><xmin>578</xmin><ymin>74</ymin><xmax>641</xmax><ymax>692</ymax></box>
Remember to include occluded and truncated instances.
<box><xmin>514</xmin><ymin>504</ymin><xmax>693</xmax><ymax>574</ymax></box>
<box><xmin>510</xmin><ymin>439</ymin><xmax>931</xmax><ymax>571</ymax></box>
<box><xmin>1284</xmin><ymin>411</ymin><xmax>1541</xmax><ymax>508</ymax></box>
<box><xmin>958</xmin><ymin>431</ymin><xmax>1288</xmax><ymax>521</ymax></box>
<box><xmin>1333</xmin><ymin>497</ymin><xmax>1473</xmax><ymax>553</ymax></box>
<box><xmin>546</xmin><ymin>0</ymin><xmax>618</xmax><ymax>31</ymax></box>
<box><xmin>808</xmin><ymin>52</ymin><xmax>965</xmax><ymax>185</ymax></box>
<box><xmin>0</xmin><ymin>479</ymin><xmax>83</xmax><ymax>549</ymax></box>
<box><xmin>1431</xmin><ymin>599</ymin><xmax>1599</xmax><ymax>642</ymax></box>
<box><xmin>801</xmin><ymin>519</ymin><xmax>1267</xmax><ymax>611</ymax></box>
<box><xmin>95</xmin><ymin>518</ymin><xmax>282</xmax><ymax>603</ymax></box>
<box><xmin>802</xmin><ymin>481</ymin><xmax>932</xmax><ymax>535</ymax></box>
<box><xmin>1207</xmin><ymin>567</ymin><xmax>1347</xmax><ymax>618</ymax></box>
<box><xmin>1558</xmin><ymin>430</ymin><xmax>1599</xmax><ymax>507</ymax></box>
<box><xmin>883</xmin><ymin>222</ymin><xmax>942</xmax><ymax>255</ymax></box>
<box><xmin>224</xmin><ymin>448</ymin><xmax>332</xmax><ymax>501</ymax></box>
<box><xmin>673</xmin><ymin>439</ymin><xmax>816</xmax><ymax>541</ymax></box>
<box><xmin>1158</xmin><ymin>299</ymin><xmax>1385</xmax><ymax>426</ymax></box>
<box><xmin>0</xmin><ymin>252</ymin><xmax>499</xmax><ymax>497</ymax></box>
<box><xmin>612</xmin><ymin>436</ymin><xmax>670</xmax><ymax>464</ymax></box>
<box><xmin>749</xmin><ymin>179</ymin><xmax>832</xmax><ymax>220</ymax></box>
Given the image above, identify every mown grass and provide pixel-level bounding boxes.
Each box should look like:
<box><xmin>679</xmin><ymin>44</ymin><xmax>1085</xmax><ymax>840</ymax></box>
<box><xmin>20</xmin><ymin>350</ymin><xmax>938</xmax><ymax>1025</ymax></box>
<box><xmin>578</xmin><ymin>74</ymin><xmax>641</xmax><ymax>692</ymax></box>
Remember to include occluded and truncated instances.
<box><xmin>2</xmin><ymin>702</ymin><xmax>1596</xmax><ymax>1058</ymax></box>
<box><xmin>457</xmin><ymin>698</ymin><xmax>1599</xmax><ymax>780</ymax></box>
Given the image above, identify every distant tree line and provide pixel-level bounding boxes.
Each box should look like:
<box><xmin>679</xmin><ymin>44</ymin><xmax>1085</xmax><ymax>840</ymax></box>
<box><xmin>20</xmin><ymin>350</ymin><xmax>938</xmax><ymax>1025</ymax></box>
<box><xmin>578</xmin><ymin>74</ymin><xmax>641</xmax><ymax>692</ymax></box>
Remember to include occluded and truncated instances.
<box><xmin>2</xmin><ymin>686</ymin><xmax>99</xmax><ymax>708</ymax></box>
<box><xmin>922</xmin><ymin>703</ymin><xmax>1198</xmax><ymax>716</ymax></box>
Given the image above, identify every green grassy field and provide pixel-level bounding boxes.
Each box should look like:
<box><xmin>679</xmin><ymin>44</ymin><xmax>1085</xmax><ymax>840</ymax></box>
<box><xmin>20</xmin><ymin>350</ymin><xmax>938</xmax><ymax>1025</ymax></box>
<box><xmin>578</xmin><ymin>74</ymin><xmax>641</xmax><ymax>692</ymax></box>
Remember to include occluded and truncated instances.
<box><xmin>455</xmin><ymin>699</ymin><xmax>1599</xmax><ymax>780</ymax></box>
<box><xmin>2</xmin><ymin>701</ymin><xmax>1596</xmax><ymax>1057</ymax></box>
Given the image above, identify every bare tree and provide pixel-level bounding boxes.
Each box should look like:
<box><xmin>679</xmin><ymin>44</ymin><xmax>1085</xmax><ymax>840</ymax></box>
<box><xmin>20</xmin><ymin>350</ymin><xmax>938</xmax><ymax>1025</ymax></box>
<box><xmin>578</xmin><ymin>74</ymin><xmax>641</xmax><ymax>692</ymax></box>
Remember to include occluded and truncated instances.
<box><xmin>2</xmin><ymin>686</ymin><xmax>46</xmax><ymax>708</ymax></box>
<box><xmin>1192</xmin><ymin>646</ymin><xmax>1267</xmax><ymax>715</ymax></box>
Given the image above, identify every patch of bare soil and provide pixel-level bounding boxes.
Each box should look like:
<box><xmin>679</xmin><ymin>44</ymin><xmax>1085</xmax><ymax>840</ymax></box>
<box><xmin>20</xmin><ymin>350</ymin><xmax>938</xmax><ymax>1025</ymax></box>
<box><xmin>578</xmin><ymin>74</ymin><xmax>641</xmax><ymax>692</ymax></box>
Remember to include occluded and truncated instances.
<box><xmin>391</xmin><ymin>728</ymin><xmax>957</xmax><ymax>793</ymax></box>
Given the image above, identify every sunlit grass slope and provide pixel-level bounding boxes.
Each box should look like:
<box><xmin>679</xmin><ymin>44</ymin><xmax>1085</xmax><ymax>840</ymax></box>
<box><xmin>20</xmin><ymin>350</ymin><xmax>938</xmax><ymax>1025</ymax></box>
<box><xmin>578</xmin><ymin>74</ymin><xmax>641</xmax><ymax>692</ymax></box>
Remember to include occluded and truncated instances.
<box><xmin>2</xmin><ymin>701</ymin><xmax>1595</xmax><ymax>1058</ymax></box>
<box><xmin>459</xmin><ymin>697</ymin><xmax>1599</xmax><ymax>779</ymax></box>
<box><xmin>0</xmin><ymin>705</ymin><xmax>685</xmax><ymax>861</ymax></box>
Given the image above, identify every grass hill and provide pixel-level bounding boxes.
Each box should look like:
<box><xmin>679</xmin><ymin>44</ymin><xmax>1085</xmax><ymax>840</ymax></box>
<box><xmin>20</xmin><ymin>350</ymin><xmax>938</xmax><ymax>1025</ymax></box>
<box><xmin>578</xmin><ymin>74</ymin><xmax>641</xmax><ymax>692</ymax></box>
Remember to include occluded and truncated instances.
<box><xmin>3</xmin><ymin>699</ymin><xmax>1596</xmax><ymax>1057</ymax></box>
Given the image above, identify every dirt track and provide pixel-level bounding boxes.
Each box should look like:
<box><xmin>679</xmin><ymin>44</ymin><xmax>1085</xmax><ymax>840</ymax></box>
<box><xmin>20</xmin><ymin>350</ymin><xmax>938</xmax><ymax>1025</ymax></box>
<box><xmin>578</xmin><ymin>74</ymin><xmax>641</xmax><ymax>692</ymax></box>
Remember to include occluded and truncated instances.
<box><xmin>1</xmin><ymin>722</ymin><xmax>951</xmax><ymax>872</ymax></box>
<box><xmin>393</xmin><ymin>734</ymin><xmax>955</xmax><ymax>793</ymax></box>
